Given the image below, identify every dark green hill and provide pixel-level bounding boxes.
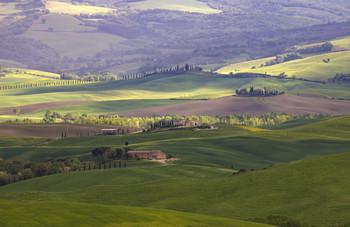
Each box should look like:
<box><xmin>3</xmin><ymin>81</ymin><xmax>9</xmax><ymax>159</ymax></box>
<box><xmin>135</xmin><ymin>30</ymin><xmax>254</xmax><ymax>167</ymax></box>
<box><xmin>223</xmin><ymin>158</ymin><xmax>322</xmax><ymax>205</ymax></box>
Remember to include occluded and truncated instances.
<box><xmin>1</xmin><ymin>152</ymin><xmax>350</xmax><ymax>225</ymax></box>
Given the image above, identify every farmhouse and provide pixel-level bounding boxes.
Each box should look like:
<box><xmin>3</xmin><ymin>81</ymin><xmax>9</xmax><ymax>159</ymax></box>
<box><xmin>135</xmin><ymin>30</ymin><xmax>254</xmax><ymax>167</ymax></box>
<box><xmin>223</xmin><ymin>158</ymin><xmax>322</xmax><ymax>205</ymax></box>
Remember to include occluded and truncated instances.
<box><xmin>253</xmin><ymin>88</ymin><xmax>264</xmax><ymax>96</ymax></box>
<box><xmin>128</xmin><ymin>150</ymin><xmax>166</xmax><ymax>160</ymax></box>
<box><xmin>173</xmin><ymin>119</ymin><xmax>198</xmax><ymax>127</ymax></box>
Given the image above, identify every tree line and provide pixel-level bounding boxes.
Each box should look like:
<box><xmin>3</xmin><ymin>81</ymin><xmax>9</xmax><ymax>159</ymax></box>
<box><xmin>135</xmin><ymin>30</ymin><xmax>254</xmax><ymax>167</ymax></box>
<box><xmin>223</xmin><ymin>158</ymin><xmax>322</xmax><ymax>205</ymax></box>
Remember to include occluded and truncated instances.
<box><xmin>6</xmin><ymin>111</ymin><xmax>329</xmax><ymax>130</ymax></box>
<box><xmin>328</xmin><ymin>73</ymin><xmax>350</xmax><ymax>84</ymax></box>
<box><xmin>0</xmin><ymin>156</ymin><xmax>130</xmax><ymax>187</ymax></box>
<box><xmin>235</xmin><ymin>86</ymin><xmax>285</xmax><ymax>97</ymax></box>
<box><xmin>0</xmin><ymin>80</ymin><xmax>95</xmax><ymax>91</ymax></box>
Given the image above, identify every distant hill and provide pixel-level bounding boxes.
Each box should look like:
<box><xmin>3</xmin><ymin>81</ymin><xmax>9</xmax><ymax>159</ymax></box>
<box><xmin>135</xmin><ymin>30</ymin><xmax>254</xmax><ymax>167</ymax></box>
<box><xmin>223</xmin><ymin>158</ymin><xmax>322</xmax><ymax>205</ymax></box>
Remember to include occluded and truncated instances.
<box><xmin>216</xmin><ymin>36</ymin><xmax>350</xmax><ymax>81</ymax></box>
<box><xmin>1</xmin><ymin>0</ymin><xmax>350</xmax><ymax>74</ymax></box>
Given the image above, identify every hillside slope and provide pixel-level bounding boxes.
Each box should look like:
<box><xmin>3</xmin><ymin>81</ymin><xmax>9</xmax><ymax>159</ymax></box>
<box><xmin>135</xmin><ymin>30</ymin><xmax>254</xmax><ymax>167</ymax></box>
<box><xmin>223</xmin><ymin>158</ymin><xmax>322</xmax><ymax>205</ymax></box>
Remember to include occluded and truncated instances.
<box><xmin>216</xmin><ymin>36</ymin><xmax>350</xmax><ymax>81</ymax></box>
<box><xmin>1</xmin><ymin>152</ymin><xmax>350</xmax><ymax>225</ymax></box>
<box><xmin>0</xmin><ymin>201</ymin><xmax>271</xmax><ymax>227</ymax></box>
<box><xmin>1</xmin><ymin>73</ymin><xmax>350</xmax><ymax>120</ymax></box>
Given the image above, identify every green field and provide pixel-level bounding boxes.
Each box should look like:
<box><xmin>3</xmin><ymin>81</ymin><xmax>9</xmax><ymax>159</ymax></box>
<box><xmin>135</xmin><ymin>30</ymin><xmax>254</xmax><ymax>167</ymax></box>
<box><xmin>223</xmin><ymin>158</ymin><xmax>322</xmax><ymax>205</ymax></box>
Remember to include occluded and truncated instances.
<box><xmin>0</xmin><ymin>70</ymin><xmax>58</xmax><ymax>85</ymax></box>
<box><xmin>46</xmin><ymin>1</ymin><xmax>114</xmax><ymax>15</ymax></box>
<box><xmin>216</xmin><ymin>37</ymin><xmax>350</xmax><ymax>81</ymax></box>
<box><xmin>30</xmin><ymin>99</ymin><xmax>193</xmax><ymax>116</ymax></box>
<box><xmin>128</xmin><ymin>0</ymin><xmax>221</xmax><ymax>14</ymax></box>
<box><xmin>1</xmin><ymin>150</ymin><xmax>350</xmax><ymax>225</ymax></box>
<box><xmin>1</xmin><ymin>114</ymin><xmax>350</xmax><ymax>225</ymax></box>
<box><xmin>1</xmin><ymin>116</ymin><xmax>349</xmax><ymax>168</ymax></box>
<box><xmin>0</xmin><ymin>200</ymin><xmax>271</xmax><ymax>227</ymax></box>
<box><xmin>1</xmin><ymin>72</ymin><xmax>350</xmax><ymax>113</ymax></box>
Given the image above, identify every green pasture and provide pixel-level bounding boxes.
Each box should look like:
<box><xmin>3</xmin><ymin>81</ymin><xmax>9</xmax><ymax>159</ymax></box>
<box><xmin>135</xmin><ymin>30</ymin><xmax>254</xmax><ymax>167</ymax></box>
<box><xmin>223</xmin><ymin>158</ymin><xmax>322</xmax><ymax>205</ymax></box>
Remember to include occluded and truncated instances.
<box><xmin>1</xmin><ymin>73</ymin><xmax>350</xmax><ymax>111</ymax></box>
<box><xmin>0</xmin><ymin>71</ymin><xmax>57</xmax><ymax>85</ymax></box>
<box><xmin>30</xmin><ymin>99</ymin><xmax>193</xmax><ymax>116</ymax></box>
<box><xmin>0</xmin><ymin>72</ymin><xmax>350</xmax><ymax>119</ymax></box>
<box><xmin>1</xmin><ymin>152</ymin><xmax>350</xmax><ymax>225</ymax></box>
<box><xmin>0</xmin><ymin>200</ymin><xmax>270</xmax><ymax>227</ymax></box>
<box><xmin>46</xmin><ymin>1</ymin><xmax>114</xmax><ymax>15</ymax></box>
<box><xmin>128</xmin><ymin>0</ymin><xmax>221</xmax><ymax>14</ymax></box>
<box><xmin>0</xmin><ymin>92</ymin><xmax>90</xmax><ymax>108</ymax></box>
<box><xmin>0</xmin><ymin>137</ymin><xmax>50</xmax><ymax>147</ymax></box>
<box><xmin>217</xmin><ymin>50</ymin><xmax>350</xmax><ymax>81</ymax></box>
<box><xmin>0</xmin><ymin>164</ymin><xmax>231</xmax><ymax>192</ymax></box>
<box><xmin>330</xmin><ymin>36</ymin><xmax>350</xmax><ymax>50</ymax></box>
<box><xmin>0</xmin><ymin>115</ymin><xmax>42</xmax><ymax>122</ymax></box>
<box><xmin>1</xmin><ymin>116</ymin><xmax>349</xmax><ymax>169</ymax></box>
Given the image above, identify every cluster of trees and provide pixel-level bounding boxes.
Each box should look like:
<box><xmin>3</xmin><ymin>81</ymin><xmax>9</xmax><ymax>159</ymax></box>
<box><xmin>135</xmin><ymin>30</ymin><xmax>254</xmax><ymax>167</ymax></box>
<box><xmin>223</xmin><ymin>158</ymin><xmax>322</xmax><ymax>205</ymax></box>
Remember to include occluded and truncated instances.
<box><xmin>6</xmin><ymin>110</ymin><xmax>329</xmax><ymax>129</ymax></box>
<box><xmin>236</xmin><ymin>86</ymin><xmax>285</xmax><ymax>97</ymax></box>
<box><xmin>60</xmin><ymin>73</ymin><xmax>118</xmax><ymax>82</ymax></box>
<box><xmin>263</xmin><ymin>52</ymin><xmax>303</xmax><ymax>67</ymax></box>
<box><xmin>0</xmin><ymin>155</ymin><xmax>131</xmax><ymax>187</ymax></box>
<box><xmin>92</xmin><ymin>146</ymin><xmax>133</xmax><ymax>164</ymax></box>
<box><xmin>286</xmin><ymin>42</ymin><xmax>334</xmax><ymax>54</ymax></box>
<box><xmin>41</xmin><ymin>111</ymin><xmax>328</xmax><ymax>128</ymax></box>
<box><xmin>328</xmin><ymin>73</ymin><xmax>350</xmax><ymax>84</ymax></box>
<box><xmin>250</xmin><ymin>214</ymin><xmax>349</xmax><ymax>227</ymax></box>
<box><xmin>249</xmin><ymin>215</ymin><xmax>318</xmax><ymax>227</ymax></box>
<box><xmin>0</xmin><ymin>157</ymin><xmax>83</xmax><ymax>186</ymax></box>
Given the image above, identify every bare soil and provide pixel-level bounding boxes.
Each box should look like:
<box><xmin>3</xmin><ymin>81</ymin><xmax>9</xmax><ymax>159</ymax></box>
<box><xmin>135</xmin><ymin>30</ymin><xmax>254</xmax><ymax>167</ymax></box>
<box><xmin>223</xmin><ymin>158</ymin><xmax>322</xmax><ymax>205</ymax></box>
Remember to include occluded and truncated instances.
<box><xmin>0</xmin><ymin>101</ymin><xmax>95</xmax><ymax>115</ymax></box>
<box><xmin>115</xmin><ymin>95</ymin><xmax>350</xmax><ymax>117</ymax></box>
<box><xmin>0</xmin><ymin>124</ymin><xmax>136</xmax><ymax>138</ymax></box>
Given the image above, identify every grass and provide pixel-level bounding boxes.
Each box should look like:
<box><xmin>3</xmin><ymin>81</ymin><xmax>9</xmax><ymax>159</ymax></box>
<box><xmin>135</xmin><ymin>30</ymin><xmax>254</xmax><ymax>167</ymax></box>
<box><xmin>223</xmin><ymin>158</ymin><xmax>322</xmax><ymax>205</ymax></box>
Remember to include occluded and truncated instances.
<box><xmin>0</xmin><ymin>200</ymin><xmax>271</xmax><ymax>227</ymax></box>
<box><xmin>0</xmin><ymin>117</ymin><xmax>350</xmax><ymax>225</ymax></box>
<box><xmin>1</xmin><ymin>152</ymin><xmax>350</xmax><ymax>225</ymax></box>
<box><xmin>331</xmin><ymin>36</ymin><xmax>350</xmax><ymax>50</ymax></box>
<box><xmin>1</xmin><ymin>116</ymin><xmax>349</xmax><ymax>169</ymax></box>
<box><xmin>29</xmin><ymin>99</ymin><xmax>194</xmax><ymax>116</ymax></box>
<box><xmin>217</xmin><ymin>50</ymin><xmax>350</xmax><ymax>81</ymax></box>
<box><xmin>128</xmin><ymin>0</ymin><xmax>221</xmax><ymax>14</ymax></box>
<box><xmin>46</xmin><ymin>1</ymin><xmax>114</xmax><ymax>15</ymax></box>
<box><xmin>216</xmin><ymin>36</ymin><xmax>350</xmax><ymax>81</ymax></box>
<box><xmin>0</xmin><ymin>137</ymin><xmax>50</xmax><ymax>147</ymax></box>
<box><xmin>0</xmin><ymin>70</ymin><xmax>58</xmax><ymax>85</ymax></box>
<box><xmin>1</xmin><ymin>72</ymin><xmax>350</xmax><ymax>110</ymax></box>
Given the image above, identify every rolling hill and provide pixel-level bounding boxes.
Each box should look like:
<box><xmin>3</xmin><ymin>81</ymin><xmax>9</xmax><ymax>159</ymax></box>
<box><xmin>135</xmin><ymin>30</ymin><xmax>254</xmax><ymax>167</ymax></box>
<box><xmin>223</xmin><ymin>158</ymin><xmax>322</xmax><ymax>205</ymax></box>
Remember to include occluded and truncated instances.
<box><xmin>0</xmin><ymin>201</ymin><xmax>271</xmax><ymax>227</ymax></box>
<box><xmin>1</xmin><ymin>71</ymin><xmax>350</xmax><ymax>122</ymax></box>
<box><xmin>216</xmin><ymin>36</ymin><xmax>350</xmax><ymax>81</ymax></box>
<box><xmin>1</xmin><ymin>116</ymin><xmax>349</xmax><ymax>169</ymax></box>
<box><xmin>1</xmin><ymin>150</ymin><xmax>350</xmax><ymax>225</ymax></box>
